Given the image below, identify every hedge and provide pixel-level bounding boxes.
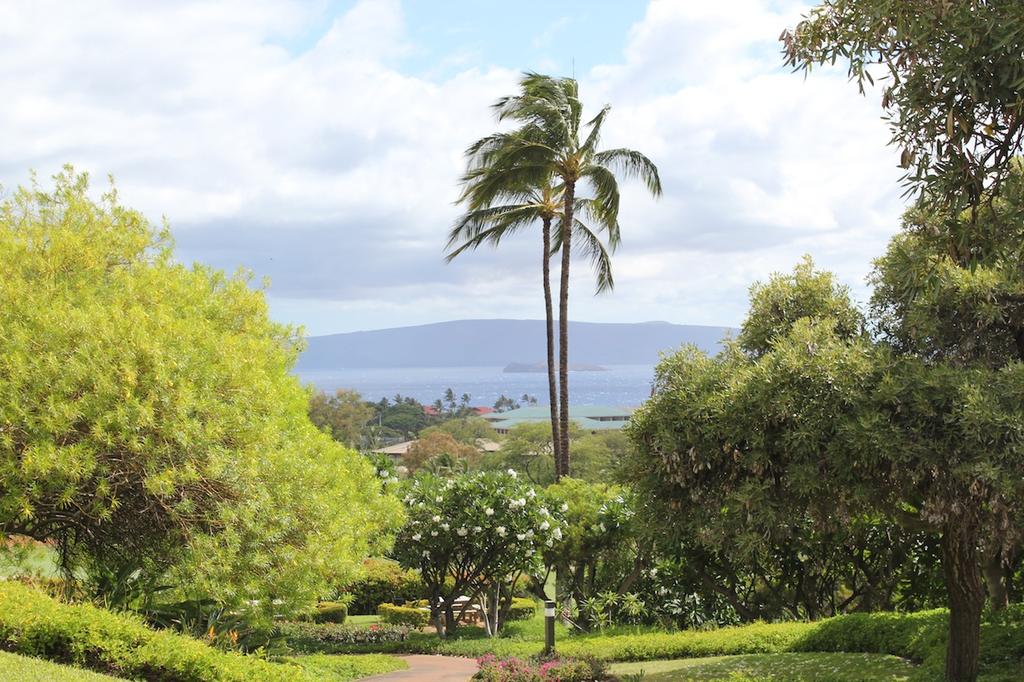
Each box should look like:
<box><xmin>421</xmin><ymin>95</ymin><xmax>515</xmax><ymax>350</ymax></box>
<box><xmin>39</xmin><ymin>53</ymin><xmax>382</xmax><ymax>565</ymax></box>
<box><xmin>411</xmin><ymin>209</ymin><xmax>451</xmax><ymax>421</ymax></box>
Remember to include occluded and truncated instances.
<box><xmin>0</xmin><ymin>582</ymin><xmax>399</xmax><ymax>682</ymax></box>
<box><xmin>314</xmin><ymin>601</ymin><xmax>348</xmax><ymax>624</ymax></box>
<box><xmin>340</xmin><ymin>558</ymin><xmax>426</xmax><ymax>614</ymax></box>
<box><xmin>378</xmin><ymin>603</ymin><xmax>429</xmax><ymax>628</ymax></box>
<box><xmin>304</xmin><ymin>605</ymin><xmax>1024</xmax><ymax>680</ymax></box>
<box><xmin>507</xmin><ymin>597</ymin><xmax>537</xmax><ymax>621</ymax></box>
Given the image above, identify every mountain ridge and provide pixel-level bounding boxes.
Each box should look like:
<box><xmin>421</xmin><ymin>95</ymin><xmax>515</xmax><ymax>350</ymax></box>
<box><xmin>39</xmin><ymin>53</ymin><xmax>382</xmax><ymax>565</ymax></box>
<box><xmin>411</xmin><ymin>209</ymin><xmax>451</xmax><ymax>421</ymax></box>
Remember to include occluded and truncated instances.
<box><xmin>296</xmin><ymin>318</ymin><xmax>734</xmax><ymax>370</ymax></box>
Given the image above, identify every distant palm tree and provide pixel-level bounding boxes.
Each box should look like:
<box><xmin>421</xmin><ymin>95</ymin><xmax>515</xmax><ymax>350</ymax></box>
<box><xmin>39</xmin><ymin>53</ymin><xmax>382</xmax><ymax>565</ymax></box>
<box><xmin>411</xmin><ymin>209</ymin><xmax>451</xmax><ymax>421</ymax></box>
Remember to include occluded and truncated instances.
<box><xmin>447</xmin><ymin>176</ymin><xmax>616</xmax><ymax>476</ymax></box>
<box><xmin>466</xmin><ymin>73</ymin><xmax>661</xmax><ymax>476</ymax></box>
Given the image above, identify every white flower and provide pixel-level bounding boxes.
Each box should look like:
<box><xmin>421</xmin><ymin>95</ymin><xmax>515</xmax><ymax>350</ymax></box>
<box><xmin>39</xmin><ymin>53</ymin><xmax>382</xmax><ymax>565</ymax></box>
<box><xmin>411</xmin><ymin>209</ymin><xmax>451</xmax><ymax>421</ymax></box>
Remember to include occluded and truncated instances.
<box><xmin>526</xmin><ymin>530</ymin><xmax>534</xmax><ymax>538</ymax></box>
<box><xmin>516</xmin><ymin>533</ymin><xmax>526</xmax><ymax>541</ymax></box>
<box><xmin>404</xmin><ymin>495</ymin><xmax>414</xmax><ymax>503</ymax></box>
<box><xmin>539</xmin><ymin>521</ymin><xmax>550</xmax><ymax>531</ymax></box>
<box><xmin>473</xmin><ymin>526</ymin><xmax>482</xmax><ymax>533</ymax></box>
<box><xmin>412</xmin><ymin>533</ymin><xmax>422</xmax><ymax>541</ymax></box>
<box><xmin>545</xmin><ymin>538</ymin><xmax>554</xmax><ymax>547</ymax></box>
<box><xmin>457</xmin><ymin>527</ymin><xmax>468</xmax><ymax>537</ymax></box>
<box><xmin>527</xmin><ymin>489</ymin><xmax>536</xmax><ymax>498</ymax></box>
<box><xmin>441</xmin><ymin>523</ymin><xmax>450</xmax><ymax>531</ymax></box>
<box><xmin>649</xmin><ymin>568</ymin><xmax>658</xmax><ymax>578</ymax></box>
<box><xmin>552</xmin><ymin>527</ymin><xmax>562</xmax><ymax>541</ymax></box>
<box><xmin>485</xmin><ymin>508</ymin><xmax>494</xmax><ymax>516</ymax></box>
<box><xmin>432</xmin><ymin>515</ymin><xmax>442</xmax><ymax>522</ymax></box>
<box><xmin>540</xmin><ymin>507</ymin><xmax>550</xmax><ymax>516</ymax></box>
<box><xmin>526</xmin><ymin>549</ymin><xmax>534</xmax><ymax>557</ymax></box>
<box><xmin>507</xmin><ymin>469</ymin><xmax>517</xmax><ymax>479</ymax></box>
<box><xmin>423</xmin><ymin>550</ymin><xmax>431</xmax><ymax>558</ymax></box>
<box><xmin>559</xmin><ymin>503</ymin><xmax>569</xmax><ymax>513</ymax></box>
<box><xmin>599</xmin><ymin>523</ymin><xmax>606</xmax><ymax>532</ymax></box>
<box><xmin>496</xmin><ymin>526</ymin><xmax>507</xmax><ymax>537</ymax></box>
<box><xmin>417</xmin><ymin>502</ymin><xmax>425</xmax><ymax>508</ymax></box>
<box><xmin>388</xmin><ymin>476</ymin><xmax>399</xmax><ymax>485</ymax></box>
<box><xmin>431</xmin><ymin>531</ymin><xmax>438</xmax><ymax>537</ymax></box>
<box><xmin>436</xmin><ymin>496</ymin><xmax>443</xmax><ymax>502</ymax></box>
<box><xmin>377</xmin><ymin>469</ymin><xmax>388</xmax><ymax>477</ymax></box>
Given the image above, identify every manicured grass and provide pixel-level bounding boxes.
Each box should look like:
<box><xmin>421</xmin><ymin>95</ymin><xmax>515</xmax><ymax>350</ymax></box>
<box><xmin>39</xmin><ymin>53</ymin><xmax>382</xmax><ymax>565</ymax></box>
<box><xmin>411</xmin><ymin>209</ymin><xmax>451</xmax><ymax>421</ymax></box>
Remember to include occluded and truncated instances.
<box><xmin>288</xmin><ymin>653</ymin><xmax>407</xmax><ymax>680</ymax></box>
<box><xmin>0</xmin><ymin>650</ymin><xmax>120</xmax><ymax>681</ymax></box>
<box><xmin>283</xmin><ymin>604</ymin><xmax>1024</xmax><ymax>681</ymax></box>
<box><xmin>611</xmin><ymin>653</ymin><xmax>916</xmax><ymax>681</ymax></box>
<box><xmin>348</xmin><ymin>614</ymin><xmax>382</xmax><ymax>625</ymax></box>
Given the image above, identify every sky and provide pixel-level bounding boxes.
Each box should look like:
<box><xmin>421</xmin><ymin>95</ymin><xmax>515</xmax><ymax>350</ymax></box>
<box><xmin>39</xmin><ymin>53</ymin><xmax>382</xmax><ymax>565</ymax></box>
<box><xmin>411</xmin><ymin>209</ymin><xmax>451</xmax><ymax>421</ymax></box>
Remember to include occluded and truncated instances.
<box><xmin>0</xmin><ymin>0</ymin><xmax>906</xmax><ymax>336</ymax></box>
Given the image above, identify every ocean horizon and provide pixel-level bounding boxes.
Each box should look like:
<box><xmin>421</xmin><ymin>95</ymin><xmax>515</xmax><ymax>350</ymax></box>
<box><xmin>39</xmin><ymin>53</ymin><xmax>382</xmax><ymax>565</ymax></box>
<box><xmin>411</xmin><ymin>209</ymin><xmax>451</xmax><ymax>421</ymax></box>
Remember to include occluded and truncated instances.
<box><xmin>293</xmin><ymin>364</ymin><xmax>657</xmax><ymax>407</ymax></box>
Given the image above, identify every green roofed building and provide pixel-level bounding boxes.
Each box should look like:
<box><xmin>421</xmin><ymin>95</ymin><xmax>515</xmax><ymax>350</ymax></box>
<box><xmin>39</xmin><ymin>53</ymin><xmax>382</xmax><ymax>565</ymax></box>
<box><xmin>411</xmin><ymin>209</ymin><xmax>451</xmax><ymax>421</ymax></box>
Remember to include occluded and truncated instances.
<box><xmin>481</xmin><ymin>405</ymin><xmax>634</xmax><ymax>435</ymax></box>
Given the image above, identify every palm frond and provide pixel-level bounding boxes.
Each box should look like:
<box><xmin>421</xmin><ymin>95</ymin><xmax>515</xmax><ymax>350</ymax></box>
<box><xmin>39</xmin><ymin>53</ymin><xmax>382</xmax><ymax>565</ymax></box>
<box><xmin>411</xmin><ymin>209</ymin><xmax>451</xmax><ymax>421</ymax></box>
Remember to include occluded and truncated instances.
<box><xmin>593</xmin><ymin>148</ymin><xmax>663</xmax><ymax>196</ymax></box>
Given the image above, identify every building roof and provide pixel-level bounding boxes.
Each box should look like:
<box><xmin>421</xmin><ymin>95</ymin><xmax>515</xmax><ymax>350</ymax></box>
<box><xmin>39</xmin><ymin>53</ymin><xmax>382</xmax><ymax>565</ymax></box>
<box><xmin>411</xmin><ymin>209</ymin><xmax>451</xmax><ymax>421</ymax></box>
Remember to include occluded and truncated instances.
<box><xmin>481</xmin><ymin>405</ymin><xmax>633</xmax><ymax>421</ymax></box>
<box><xmin>372</xmin><ymin>440</ymin><xmax>416</xmax><ymax>455</ymax></box>
<box><xmin>483</xmin><ymin>405</ymin><xmax>635</xmax><ymax>432</ymax></box>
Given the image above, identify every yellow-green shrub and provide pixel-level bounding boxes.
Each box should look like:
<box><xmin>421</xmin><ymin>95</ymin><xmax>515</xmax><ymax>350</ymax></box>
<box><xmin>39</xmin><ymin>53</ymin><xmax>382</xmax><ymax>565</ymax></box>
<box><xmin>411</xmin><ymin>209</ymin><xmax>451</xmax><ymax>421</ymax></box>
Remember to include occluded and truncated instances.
<box><xmin>0</xmin><ymin>582</ymin><xmax>310</xmax><ymax>682</ymax></box>
<box><xmin>378</xmin><ymin>603</ymin><xmax>429</xmax><ymax>628</ymax></box>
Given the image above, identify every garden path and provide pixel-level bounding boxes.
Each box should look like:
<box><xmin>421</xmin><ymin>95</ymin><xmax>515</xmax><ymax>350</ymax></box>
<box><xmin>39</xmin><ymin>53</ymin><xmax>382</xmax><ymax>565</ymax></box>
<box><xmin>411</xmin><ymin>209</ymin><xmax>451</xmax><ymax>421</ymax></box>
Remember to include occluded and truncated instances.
<box><xmin>365</xmin><ymin>655</ymin><xmax>477</xmax><ymax>682</ymax></box>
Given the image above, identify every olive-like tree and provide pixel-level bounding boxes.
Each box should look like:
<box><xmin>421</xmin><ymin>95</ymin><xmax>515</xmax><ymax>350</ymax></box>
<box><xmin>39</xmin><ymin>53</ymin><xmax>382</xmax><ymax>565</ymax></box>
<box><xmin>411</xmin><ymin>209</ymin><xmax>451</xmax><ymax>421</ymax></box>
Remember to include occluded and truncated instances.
<box><xmin>628</xmin><ymin>225</ymin><xmax>1024</xmax><ymax>681</ymax></box>
<box><xmin>782</xmin><ymin>0</ymin><xmax>1024</xmax><ymax>219</ymax></box>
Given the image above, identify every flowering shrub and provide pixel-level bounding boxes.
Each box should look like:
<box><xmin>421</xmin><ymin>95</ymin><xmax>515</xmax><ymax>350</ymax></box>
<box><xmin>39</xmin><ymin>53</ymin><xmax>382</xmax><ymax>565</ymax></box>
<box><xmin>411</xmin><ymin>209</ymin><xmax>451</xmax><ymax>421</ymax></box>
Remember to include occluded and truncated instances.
<box><xmin>392</xmin><ymin>471</ymin><xmax>566</xmax><ymax>635</ymax></box>
<box><xmin>275</xmin><ymin>621</ymin><xmax>409</xmax><ymax>652</ymax></box>
<box><xmin>474</xmin><ymin>654</ymin><xmax>613</xmax><ymax>682</ymax></box>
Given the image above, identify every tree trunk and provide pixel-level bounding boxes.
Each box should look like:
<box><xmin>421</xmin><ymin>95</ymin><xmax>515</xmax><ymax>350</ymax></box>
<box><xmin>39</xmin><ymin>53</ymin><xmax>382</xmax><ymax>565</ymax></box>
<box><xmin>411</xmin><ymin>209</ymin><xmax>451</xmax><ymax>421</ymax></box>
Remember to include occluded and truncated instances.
<box><xmin>941</xmin><ymin>514</ymin><xmax>985</xmax><ymax>682</ymax></box>
<box><xmin>557</xmin><ymin>182</ymin><xmax>575</xmax><ymax>478</ymax></box>
<box><xmin>982</xmin><ymin>547</ymin><xmax>1009</xmax><ymax>611</ymax></box>
<box><xmin>541</xmin><ymin>216</ymin><xmax>561</xmax><ymax>472</ymax></box>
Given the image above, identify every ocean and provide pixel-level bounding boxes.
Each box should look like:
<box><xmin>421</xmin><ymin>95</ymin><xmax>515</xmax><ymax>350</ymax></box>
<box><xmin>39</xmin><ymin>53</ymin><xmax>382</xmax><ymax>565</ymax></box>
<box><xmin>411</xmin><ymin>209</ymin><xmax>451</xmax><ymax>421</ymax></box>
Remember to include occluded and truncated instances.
<box><xmin>293</xmin><ymin>364</ymin><xmax>657</xmax><ymax>407</ymax></box>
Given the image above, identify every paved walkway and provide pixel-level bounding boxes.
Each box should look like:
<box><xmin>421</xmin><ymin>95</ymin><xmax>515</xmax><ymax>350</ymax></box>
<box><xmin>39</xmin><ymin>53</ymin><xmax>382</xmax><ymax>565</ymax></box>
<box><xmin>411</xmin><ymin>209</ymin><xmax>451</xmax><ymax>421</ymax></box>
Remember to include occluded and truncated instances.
<box><xmin>365</xmin><ymin>655</ymin><xmax>478</xmax><ymax>682</ymax></box>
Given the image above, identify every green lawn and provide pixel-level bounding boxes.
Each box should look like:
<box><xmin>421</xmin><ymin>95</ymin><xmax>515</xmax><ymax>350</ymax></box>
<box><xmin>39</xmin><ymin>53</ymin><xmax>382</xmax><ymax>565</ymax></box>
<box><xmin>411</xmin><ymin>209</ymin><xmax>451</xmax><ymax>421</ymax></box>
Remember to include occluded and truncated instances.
<box><xmin>289</xmin><ymin>653</ymin><xmax>407</xmax><ymax>680</ymax></box>
<box><xmin>348</xmin><ymin>614</ymin><xmax>381</xmax><ymax>625</ymax></box>
<box><xmin>0</xmin><ymin>651</ymin><xmax>120</xmax><ymax>681</ymax></box>
<box><xmin>611</xmin><ymin>653</ymin><xmax>916</xmax><ymax>681</ymax></box>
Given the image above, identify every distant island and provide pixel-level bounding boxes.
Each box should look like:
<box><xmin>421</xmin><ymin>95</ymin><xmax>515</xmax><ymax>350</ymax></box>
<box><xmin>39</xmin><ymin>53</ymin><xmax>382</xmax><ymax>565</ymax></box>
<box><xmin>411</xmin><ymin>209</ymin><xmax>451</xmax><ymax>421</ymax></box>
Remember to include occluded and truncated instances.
<box><xmin>296</xmin><ymin>319</ymin><xmax>736</xmax><ymax>370</ymax></box>
<box><xmin>504</xmin><ymin>362</ymin><xmax>607</xmax><ymax>373</ymax></box>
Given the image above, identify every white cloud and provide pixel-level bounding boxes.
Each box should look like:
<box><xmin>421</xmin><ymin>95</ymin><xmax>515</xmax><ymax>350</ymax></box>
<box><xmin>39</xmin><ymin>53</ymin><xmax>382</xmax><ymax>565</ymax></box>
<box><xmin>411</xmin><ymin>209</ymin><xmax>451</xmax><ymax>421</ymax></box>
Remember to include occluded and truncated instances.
<box><xmin>0</xmin><ymin>0</ymin><xmax>907</xmax><ymax>335</ymax></box>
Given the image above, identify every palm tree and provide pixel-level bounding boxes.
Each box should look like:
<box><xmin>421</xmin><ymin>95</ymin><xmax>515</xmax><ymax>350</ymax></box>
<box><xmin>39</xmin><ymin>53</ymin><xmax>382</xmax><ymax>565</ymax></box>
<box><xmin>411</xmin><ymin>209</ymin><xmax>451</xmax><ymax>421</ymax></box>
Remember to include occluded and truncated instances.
<box><xmin>446</xmin><ymin>176</ymin><xmax>616</xmax><ymax>476</ymax></box>
<box><xmin>470</xmin><ymin>73</ymin><xmax>662</xmax><ymax>475</ymax></box>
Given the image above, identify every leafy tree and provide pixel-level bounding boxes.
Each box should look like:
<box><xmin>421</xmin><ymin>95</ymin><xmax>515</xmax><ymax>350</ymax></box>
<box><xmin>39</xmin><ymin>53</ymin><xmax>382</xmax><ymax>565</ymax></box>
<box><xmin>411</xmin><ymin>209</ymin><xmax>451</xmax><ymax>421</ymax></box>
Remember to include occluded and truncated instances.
<box><xmin>307</xmin><ymin>388</ymin><xmax>374</xmax><ymax>448</ymax></box>
<box><xmin>0</xmin><ymin>168</ymin><xmax>403</xmax><ymax>616</ymax></box>
<box><xmin>489</xmin><ymin>422</ymin><xmax>581</xmax><ymax>485</ymax></box>
<box><xmin>404</xmin><ymin>431</ymin><xmax>480</xmax><ymax>473</ymax></box>
<box><xmin>782</xmin><ymin>1</ymin><xmax>1024</xmax><ymax>218</ymax></box>
<box><xmin>392</xmin><ymin>471</ymin><xmax>564</xmax><ymax>637</ymax></box>
<box><xmin>569</xmin><ymin>431</ymin><xmax>629</xmax><ymax>482</ymax></box>
<box><xmin>422</xmin><ymin>417</ymin><xmax>496</xmax><ymax>445</ymax></box>
<box><xmin>453</xmin><ymin>73</ymin><xmax>661</xmax><ymax>478</ymax></box>
<box><xmin>539</xmin><ymin>479</ymin><xmax>648</xmax><ymax>628</ymax></box>
<box><xmin>377</xmin><ymin>401</ymin><xmax>428</xmax><ymax>438</ymax></box>
<box><xmin>626</xmin><ymin>252</ymin><xmax>1024</xmax><ymax>681</ymax></box>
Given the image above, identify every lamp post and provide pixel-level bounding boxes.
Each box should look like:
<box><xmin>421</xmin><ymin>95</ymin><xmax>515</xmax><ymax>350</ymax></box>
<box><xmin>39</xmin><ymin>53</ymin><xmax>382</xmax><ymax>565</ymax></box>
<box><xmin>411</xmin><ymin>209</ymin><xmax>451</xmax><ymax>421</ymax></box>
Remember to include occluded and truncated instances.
<box><xmin>543</xmin><ymin>600</ymin><xmax>556</xmax><ymax>655</ymax></box>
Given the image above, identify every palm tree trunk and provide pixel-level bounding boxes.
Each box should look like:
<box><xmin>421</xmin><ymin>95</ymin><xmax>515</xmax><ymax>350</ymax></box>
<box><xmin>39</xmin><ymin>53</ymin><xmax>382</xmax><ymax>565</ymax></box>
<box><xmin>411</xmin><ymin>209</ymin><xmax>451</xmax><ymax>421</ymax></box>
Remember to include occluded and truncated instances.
<box><xmin>557</xmin><ymin>183</ymin><xmax>575</xmax><ymax>478</ymax></box>
<box><xmin>541</xmin><ymin>216</ymin><xmax>561</xmax><ymax>470</ymax></box>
